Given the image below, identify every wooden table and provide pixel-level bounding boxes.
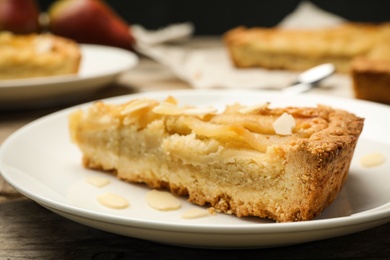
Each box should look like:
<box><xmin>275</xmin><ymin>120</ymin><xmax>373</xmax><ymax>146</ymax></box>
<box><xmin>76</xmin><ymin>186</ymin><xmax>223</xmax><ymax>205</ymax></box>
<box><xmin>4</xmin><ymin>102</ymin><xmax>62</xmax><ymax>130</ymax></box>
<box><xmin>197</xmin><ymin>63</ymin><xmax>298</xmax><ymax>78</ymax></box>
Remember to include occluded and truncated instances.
<box><xmin>1</xmin><ymin>38</ymin><xmax>390</xmax><ymax>259</ymax></box>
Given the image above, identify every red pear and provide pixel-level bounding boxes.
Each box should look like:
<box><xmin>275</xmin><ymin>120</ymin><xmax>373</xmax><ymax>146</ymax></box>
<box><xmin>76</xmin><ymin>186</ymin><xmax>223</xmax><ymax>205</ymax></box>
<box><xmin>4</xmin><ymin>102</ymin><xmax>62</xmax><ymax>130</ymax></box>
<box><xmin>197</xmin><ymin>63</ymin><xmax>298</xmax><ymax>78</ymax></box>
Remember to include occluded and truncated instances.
<box><xmin>48</xmin><ymin>0</ymin><xmax>135</xmax><ymax>50</ymax></box>
<box><xmin>0</xmin><ymin>0</ymin><xmax>41</xmax><ymax>34</ymax></box>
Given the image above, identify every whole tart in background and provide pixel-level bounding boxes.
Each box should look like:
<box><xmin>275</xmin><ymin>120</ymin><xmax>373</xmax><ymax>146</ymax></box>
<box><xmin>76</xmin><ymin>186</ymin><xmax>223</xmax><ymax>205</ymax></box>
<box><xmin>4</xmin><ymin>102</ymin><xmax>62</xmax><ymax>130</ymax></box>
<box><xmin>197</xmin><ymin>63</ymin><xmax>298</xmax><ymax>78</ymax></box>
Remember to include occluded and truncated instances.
<box><xmin>0</xmin><ymin>32</ymin><xmax>81</xmax><ymax>80</ymax></box>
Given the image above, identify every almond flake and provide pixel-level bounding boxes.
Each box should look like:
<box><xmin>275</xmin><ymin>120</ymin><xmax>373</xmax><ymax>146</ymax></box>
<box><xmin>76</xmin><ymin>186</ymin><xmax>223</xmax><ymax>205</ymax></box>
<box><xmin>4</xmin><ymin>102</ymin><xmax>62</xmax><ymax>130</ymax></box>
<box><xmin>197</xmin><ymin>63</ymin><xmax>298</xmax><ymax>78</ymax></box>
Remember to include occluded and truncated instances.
<box><xmin>86</xmin><ymin>176</ymin><xmax>110</xmax><ymax>187</ymax></box>
<box><xmin>272</xmin><ymin>113</ymin><xmax>296</xmax><ymax>135</ymax></box>
<box><xmin>182</xmin><ymin>107</ymin><xmax>217</xmax><ymax>116</ymax></box>
<box><xmin>238</xmin><ymin>103</ymin><xmax>268</xmax><ymax>114</ymax></box>
<box><xmin>152</xmin><ymin>102</ymin><xmax>183</xmax><ymax>115</ymax></box>
<box><xmin>360</xmin><ymin>153</ymin><xmax>386</xmax><ymax>167</ymax></box>
<box><xmin>120</xmin><ymin>99</ymin><xmax>155</xmax><ymax>115</ymax></box>
<box><xmin>181</xmin><ymin>208</ymin><xmax>210</xmax><ymax>219</ymax></box>
<box><xmin>97</xmin><ymin>193</ymin><xmax>129</xmax><ymax>209</ymax></box>
<box><xmin>153</xmin><ymin>102</ymin><xmax>216</xmax><ymax>117</ymax></box>
<box><xmin>34</xmin><ymin>37</ymin><xmax>53</xmax><ymax>54</ymax></box>
<box><xmin>146</xmin><ymin>190</ymin><xmax>181</xmax><ymax>211</ymax></box>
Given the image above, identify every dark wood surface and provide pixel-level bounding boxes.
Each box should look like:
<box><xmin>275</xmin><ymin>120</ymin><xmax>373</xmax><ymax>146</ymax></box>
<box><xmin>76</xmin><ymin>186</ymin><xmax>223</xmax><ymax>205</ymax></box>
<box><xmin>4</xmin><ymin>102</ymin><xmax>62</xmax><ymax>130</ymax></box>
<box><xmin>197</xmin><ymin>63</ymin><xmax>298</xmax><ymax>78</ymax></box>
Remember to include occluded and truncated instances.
<box><xmin>1</xmin><ymin>199</ymin><xmax>390</xmax><ymax>259</ymax></box>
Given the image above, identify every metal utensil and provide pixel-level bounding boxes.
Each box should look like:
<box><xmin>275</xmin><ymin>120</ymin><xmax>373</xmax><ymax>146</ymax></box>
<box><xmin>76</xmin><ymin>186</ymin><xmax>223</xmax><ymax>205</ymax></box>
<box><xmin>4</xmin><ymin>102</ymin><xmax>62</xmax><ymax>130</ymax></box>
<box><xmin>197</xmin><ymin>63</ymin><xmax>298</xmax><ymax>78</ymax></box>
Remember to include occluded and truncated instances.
<box><xmin>281</xmin><ymin>63</ymin><xmax>335</xmax><ymax>95</ymax></box>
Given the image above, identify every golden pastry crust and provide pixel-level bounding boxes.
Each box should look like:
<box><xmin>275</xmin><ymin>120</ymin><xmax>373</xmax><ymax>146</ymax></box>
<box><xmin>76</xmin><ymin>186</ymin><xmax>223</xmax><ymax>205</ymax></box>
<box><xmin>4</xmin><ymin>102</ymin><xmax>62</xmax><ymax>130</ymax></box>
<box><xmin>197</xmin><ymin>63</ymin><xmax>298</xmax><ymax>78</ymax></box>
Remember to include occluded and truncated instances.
<box><xmin>223</xmin><ymin>23</ymin><xmax>390</xmax><ymax>73</ymax></box>
<box><xmin>351</xmin><ymin>57</ymin><xmax>390</xmax><ymax>104</ymax></box>
<box><xmin>69</xmin><ymin>97</ymin><xmax>364</xmax><ymax>222</ymax></box>
<box><xmin>0</xmin><ymin>32</ymin><xmax>81</xmax><ymax>80</ymax></box>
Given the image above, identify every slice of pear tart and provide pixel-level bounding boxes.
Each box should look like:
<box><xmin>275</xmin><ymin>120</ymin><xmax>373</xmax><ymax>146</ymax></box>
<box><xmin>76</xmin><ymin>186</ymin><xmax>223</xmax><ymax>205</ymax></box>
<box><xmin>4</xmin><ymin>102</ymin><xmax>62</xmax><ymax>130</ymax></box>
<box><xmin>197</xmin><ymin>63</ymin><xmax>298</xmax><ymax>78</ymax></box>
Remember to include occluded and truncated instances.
<box><xmin>69</xmin><ymin>96</ymin><xmax>363</xmax><ymax>222</ymax></box>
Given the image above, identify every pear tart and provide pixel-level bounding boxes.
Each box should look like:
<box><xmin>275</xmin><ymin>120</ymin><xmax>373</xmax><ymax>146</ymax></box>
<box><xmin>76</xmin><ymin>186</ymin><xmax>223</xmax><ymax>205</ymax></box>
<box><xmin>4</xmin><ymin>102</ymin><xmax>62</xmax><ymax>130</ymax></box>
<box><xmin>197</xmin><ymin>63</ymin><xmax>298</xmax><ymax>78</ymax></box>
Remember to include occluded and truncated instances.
<box><xmin>351</xmin><ymin>57</ymin><xmax>390</xmax><ymax>105</ymax></box>
<box><xmin>0</xmin><ymin>32</ymin><xmax>81</xmax><ymax>80</ymax></box>
<box><xmin>69</xmin><ymin>96</ymin><xmax>364</xmax><ymax>222</ymax></box>
<box><xmin>224</xmin><ymin>23</ymin><xmax>390</xmax><ymax>73</ymax></box>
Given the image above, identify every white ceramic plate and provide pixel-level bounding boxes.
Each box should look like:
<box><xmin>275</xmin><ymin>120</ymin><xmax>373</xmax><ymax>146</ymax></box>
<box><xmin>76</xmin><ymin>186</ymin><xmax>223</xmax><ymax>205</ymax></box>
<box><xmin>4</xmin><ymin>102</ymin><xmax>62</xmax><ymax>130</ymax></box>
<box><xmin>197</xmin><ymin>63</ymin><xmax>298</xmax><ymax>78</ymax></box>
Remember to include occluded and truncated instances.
<box><xmin>1</xmin><ymin>90</ymin><xmax>390</xmax><ymax>249</ymax></box>
<box><xmin>0</xmin><ymin>44</ymin><xmax>138</xmax><ymax>109</ymax></box>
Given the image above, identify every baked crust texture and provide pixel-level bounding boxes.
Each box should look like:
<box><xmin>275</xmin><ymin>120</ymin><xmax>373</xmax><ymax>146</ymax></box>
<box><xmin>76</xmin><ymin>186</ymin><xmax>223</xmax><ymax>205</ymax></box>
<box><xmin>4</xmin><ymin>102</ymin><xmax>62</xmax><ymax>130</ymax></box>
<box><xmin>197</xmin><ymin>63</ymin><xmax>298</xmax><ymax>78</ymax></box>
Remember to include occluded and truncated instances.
<box><xmin>69</xmin><ymin>97</ymin><xmax>364</xmax><ymax>222</ymax></box>
<box><xmin>224</xmin><ymin>23</ymin><xmax>390</xmax><ymax>73</ymax></box>
<box><xmin>0</xmin><ymin>32</ymin><xmax>81</xmax><ymax>80</ymax></box>
<box><xmin>351</xmin><ymin>57</ymin><xmax>390</xmax><ymax>104</ymax></box>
